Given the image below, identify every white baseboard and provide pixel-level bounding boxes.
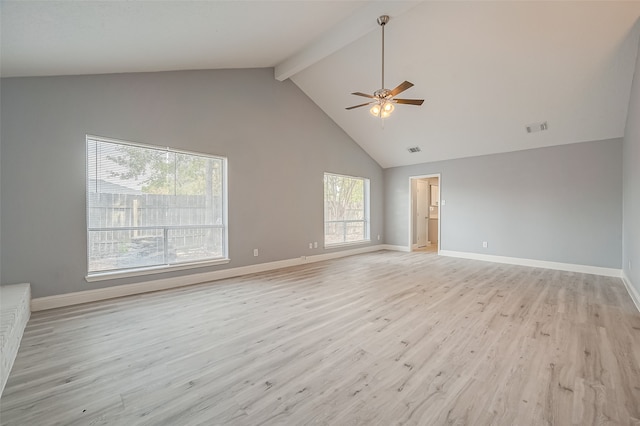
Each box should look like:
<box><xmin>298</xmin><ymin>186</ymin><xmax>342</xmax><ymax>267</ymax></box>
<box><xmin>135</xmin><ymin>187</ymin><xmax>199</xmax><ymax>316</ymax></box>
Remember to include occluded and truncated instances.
<box><xmin>439</xmin><ymin>250</ymin><xmax>622</xmax><ymax>278</ymax></box>
<box><xmin>31</xmin><ymin>245</ymin><xmax>386</xmax><ymax>311</ymax></box>
<box><xmin>307</xmin><ymin>244</ymin><xmax>386</xmax><ymax>262</ymax></box>
<box><xmin>622</xmin><ymin>271</ymin><xmax>640</xmax><ymax>313</ymax></box>
<box><xmin>32</xmin><ymin>246</ymin><xmax>636</xmax><ymax>313</ymax></box>
<box><xmin>383</xmin><ymin>244</ymin><xmax>411</xmax><ymax>252</ymax></box>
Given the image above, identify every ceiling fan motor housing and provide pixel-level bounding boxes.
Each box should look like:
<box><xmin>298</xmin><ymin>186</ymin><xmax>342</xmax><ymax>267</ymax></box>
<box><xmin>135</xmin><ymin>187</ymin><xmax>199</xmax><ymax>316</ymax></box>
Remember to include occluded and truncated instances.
<box><xmin>374</xmin><ymin>88</ymin><xmax>392</xmax><ymax>99</ymax></box>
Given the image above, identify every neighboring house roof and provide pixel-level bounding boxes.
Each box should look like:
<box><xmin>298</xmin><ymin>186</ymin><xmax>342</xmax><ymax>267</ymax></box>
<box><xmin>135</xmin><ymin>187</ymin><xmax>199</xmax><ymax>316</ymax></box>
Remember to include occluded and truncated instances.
<box><xmin>88</xmin><ymin>179</ymin><xmax>143</xmax><ymax>195</ymax></box>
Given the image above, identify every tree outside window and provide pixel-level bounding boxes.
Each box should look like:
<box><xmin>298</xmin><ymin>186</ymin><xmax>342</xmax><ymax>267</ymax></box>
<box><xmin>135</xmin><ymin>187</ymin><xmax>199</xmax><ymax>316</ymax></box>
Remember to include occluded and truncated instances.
<box><xmin>324</xmin><ymin>173</ymin><xmax>370</xmax><ymax>246</ymax></box>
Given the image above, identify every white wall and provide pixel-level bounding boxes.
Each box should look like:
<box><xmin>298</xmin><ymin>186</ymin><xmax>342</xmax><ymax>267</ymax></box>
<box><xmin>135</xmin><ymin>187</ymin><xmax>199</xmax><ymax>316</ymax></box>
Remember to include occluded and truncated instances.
<box><xmin>0</xmin><ymin>69</ymin><xmax>384</xmax><ymax>298</ymax></box>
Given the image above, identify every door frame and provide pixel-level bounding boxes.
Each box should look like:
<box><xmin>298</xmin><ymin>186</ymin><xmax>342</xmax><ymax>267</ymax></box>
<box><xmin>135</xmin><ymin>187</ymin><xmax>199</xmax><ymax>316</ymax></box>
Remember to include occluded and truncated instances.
<box><xmin>416</xmin><ymin>179</ymin><xmax>429</xmax><ymax>248</ymax></box>
<box><xmin>408</xmin><ymin>174</ymin><xmax>441</xmax><ymax>253</ymax></box>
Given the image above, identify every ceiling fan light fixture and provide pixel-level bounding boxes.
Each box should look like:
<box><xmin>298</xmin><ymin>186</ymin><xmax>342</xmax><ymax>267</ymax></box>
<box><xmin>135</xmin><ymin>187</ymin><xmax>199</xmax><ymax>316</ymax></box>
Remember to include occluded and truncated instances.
<box><xmin>370</xmin><ymin>101</ymin><xmax>394</xmax><ymax>118</ymax></box>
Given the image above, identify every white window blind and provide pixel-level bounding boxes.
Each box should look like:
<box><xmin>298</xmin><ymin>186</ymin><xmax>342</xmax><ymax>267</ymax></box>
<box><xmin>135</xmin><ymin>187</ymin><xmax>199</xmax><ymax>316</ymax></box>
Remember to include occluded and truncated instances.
<box><xmin>324</xmin><ymin>173</ymin><xmax>370</xmax><ymax>246</ymax></box>
<box><xmin>87</xmin><ymin>136</ymin><xmax>227</xmax><ymax>274</ymax></box>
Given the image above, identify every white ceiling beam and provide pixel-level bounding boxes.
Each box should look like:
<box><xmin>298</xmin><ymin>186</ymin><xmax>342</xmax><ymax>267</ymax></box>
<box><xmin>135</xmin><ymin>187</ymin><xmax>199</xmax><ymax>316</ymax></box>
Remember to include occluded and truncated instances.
<box><xmin>274</xmin><ymin>1</ymin><xmax>423</xmax><ymax>82</ymax></box>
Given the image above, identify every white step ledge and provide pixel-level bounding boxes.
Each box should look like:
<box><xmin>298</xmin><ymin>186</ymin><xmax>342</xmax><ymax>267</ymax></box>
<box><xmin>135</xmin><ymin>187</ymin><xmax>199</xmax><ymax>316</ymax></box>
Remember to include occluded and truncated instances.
<box><xmin>1</xmin><ymin>283</ymin><xmax>31</xmax><ymax>396</ymax></box>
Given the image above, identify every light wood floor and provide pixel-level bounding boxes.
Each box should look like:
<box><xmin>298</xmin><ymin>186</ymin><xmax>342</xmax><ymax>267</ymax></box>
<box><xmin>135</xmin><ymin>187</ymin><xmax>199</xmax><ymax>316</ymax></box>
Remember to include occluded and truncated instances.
<box><xmin>413</xmin><ymin>245</ymin><xmax>438</xmax><ymax>254</ymax></box>
<box><xmin>1</xmin><ymin>251</ymin><xmax>639</xmax><ymax>425</ymax></box>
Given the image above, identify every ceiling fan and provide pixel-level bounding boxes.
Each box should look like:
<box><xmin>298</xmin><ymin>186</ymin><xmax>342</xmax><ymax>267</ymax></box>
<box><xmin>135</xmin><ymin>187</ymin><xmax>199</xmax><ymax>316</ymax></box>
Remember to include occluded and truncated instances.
<box><xmin>346</xmin><ymin>15</ymin><xmax>424</xmax><ymax>119</ymax></box>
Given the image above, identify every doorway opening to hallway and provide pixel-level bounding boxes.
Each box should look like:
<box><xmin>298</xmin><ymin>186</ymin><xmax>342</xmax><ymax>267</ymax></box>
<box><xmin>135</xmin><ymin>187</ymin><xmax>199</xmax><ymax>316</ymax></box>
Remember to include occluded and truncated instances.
<box><xmin>409</xmin><ymin>174</ymin><xmax>440</xmax><ymax>253</ymax></box>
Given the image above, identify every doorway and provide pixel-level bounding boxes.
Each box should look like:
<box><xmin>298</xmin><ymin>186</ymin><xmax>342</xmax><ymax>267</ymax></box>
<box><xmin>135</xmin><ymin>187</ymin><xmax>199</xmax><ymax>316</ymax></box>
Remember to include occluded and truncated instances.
<box><xmin>409</xmin><ymin>174</ymin><xmax>440</xmax><ymax>253</ymax></box>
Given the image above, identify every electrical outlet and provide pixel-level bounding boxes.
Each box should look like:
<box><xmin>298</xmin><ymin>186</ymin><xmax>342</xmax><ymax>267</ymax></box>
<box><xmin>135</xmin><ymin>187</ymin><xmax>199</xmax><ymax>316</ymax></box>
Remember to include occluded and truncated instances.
<box><xmin>253</xmin><ymin>249</ymin><xmax>259</xmax><ymax>257</ymax></box>
<box><xmin>314</xmin><ymin>242</ymin><xmax>318</xmax><ymax>248</ymax></box>
<box><xmin>309</xmin><ymin>243</ymin><xmax>313</xmax><ymax>249</ymax></box>
<box><xmin>482</xmin><ymin>241</ymin><xmax>488</xmax><ymax>248</ymax></box>
<box><xmin>377</xmin><ymin>234</ymin><xmax>381</xmax><ymax>241</ymax></box>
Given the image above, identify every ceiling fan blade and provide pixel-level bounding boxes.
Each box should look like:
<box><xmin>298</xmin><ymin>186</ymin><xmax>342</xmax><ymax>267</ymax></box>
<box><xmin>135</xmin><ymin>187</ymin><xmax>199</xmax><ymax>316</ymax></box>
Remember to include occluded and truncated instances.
<box><xmin>394</xmin><ymin>98</ymin><xmax>424</xmax><ymax>106</ymax></box>
<box><xmin>346</xmin><ymin>102</ymin><xmax>374</xmax><ymax>110</ymax></box>
<box><xmin>389</xmin><ymin>81</ymin><xmax>414</xmax><ymax>97</ymax></box>
<box><xmin>351</xmin><ymin>92</ymin><xmax>375</xmax><ymax>99</ymax></box>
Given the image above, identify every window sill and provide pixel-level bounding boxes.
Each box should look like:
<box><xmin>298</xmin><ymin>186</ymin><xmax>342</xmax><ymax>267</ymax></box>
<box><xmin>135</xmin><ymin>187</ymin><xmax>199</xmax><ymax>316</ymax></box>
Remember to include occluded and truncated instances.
<box><xmin>324</xmin><ymin>240</ymin><xmax>371</xmax><ymax>249</ymax></box>
<box><xmin>85</xmin><ymin>258</ymin><xmax>231</xmax><ymax>282</ymax></box>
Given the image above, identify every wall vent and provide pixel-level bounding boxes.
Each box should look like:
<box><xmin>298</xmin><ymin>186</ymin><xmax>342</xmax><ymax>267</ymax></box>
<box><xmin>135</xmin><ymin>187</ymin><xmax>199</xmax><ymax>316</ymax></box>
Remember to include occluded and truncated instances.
<box><xmin>526</xmin><ymin>121</ymin><xmax>548</xmax><ymax>133</ymax></box>
<box><xmin>407</xmin><ymin>146</ymin><xmax>421</xmax><ymax>153</ymax></box>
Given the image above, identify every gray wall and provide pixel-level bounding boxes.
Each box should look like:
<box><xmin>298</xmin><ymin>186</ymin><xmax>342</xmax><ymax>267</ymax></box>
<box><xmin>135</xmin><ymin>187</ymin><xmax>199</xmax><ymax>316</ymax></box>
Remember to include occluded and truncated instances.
<box><xmin>0</xmin><ymin>69</ymin><xmax>383</xmax><ymax>298</ymax></box>
<box><xmin>385</xmin><ymin>139</ymin><xmax>623</xmax><ymax>269</ymax></box>
<box><xmin>0</xmin><ymin>81</ymin><xmax>2</xmax><ymax>286</ymax></box>
<box><xmin>623</xmin><ymin>33</ymin><xmax>640</xmax><ymax>294</ymax></box>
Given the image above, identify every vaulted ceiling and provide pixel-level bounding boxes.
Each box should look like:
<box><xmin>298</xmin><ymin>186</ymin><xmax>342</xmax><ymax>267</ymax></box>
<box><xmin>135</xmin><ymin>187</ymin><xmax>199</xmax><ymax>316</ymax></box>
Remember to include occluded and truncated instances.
<box><xmin>2</xmin><ymin>1</ymin><xmax>640</xmax><ymax>168</ymax></box>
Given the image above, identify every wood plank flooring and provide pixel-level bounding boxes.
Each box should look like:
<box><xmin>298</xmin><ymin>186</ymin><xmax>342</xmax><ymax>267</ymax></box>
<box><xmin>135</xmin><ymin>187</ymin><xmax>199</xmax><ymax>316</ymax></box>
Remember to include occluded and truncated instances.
<box><xmin>1</xmin><ymin>251</ymin><xmax>639</xmax><ymax>425</ymax></box>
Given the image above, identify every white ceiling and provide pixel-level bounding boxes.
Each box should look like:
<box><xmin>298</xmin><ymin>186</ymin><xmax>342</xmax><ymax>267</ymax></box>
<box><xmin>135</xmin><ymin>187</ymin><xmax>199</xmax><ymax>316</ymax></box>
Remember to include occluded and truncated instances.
<box><xmin>293</xmin><ymin>1</ymin><xmax>640</xmax><ymax>167</ymax></box>
<box><xmin>2</xmin><ymin>1</ymin><xmax>640</xmax><ymax>168</ymax></box>
<box><xmin>0</xmin><ymin>0</ymin><xmax>367</xmax><ymax>76</ymax></box>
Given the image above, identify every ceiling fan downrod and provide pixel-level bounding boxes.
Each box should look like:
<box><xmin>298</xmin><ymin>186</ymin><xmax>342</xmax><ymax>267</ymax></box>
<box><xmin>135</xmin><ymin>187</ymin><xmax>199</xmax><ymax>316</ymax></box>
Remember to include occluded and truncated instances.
<box><xmin>378</xmin><ymin>15</ymin><xmax>389</xmax><ymax>91</ymax></box>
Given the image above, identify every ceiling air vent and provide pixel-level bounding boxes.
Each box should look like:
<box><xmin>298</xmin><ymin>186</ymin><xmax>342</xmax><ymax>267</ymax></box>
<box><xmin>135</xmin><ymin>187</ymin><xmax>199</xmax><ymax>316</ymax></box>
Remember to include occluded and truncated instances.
<box><xmin>407</xmin><ymin>146</ymin><xmax>421</xmax><ymax>153</ymax></box>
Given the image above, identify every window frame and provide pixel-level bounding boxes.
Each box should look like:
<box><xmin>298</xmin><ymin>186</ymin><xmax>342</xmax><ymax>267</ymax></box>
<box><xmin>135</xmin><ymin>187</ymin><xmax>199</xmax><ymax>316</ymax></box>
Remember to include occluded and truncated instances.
<box><xmin>85</xmin><ymin>135</ymin><xmax>229</xmax><ymax>281</ymax></box>
<box><xmin>323</xmin><ymin>172</ymin><xmax>371</xmax><ymax>248</ymax></box>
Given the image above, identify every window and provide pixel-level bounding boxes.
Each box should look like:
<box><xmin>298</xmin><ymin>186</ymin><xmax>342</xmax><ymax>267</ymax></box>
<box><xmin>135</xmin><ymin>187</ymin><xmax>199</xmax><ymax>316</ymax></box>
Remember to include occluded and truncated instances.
<box><xmin>324</xmin><ymin>173</ymin><xmax>370</xmax><ymax>246</ymax></box>
<box><xmin>87</xmin><ymin>136</ymin><xmax>227</xmax><ymax>276</ymax></box>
